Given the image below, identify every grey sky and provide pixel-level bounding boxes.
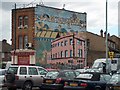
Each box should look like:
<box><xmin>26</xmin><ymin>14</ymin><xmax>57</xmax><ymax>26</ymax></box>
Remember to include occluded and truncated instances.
<box><xmin>0</xmin><ymin>0</ymin><xmax>119</xmax><ymax>44</ymax></box>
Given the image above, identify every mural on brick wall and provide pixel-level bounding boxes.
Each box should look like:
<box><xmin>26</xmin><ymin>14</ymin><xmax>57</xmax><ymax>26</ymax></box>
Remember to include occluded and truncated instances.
<box><xmin>35</xmin><ymin>5</ymin><xmax>86</xmax><ymax>33</ymax></box>
<box><xmin>34</xmin><ymin>5</ymin><xmax>86</xmax><ymax>63</ymax></box>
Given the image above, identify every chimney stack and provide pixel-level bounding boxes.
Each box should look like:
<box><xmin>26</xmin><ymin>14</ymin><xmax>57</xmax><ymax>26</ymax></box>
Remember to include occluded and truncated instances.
<box><xmin>108</xmin><ymin>33</ymin><xmax>110</xmax><ymax>37</ymax></box>
<box><xmin>104</xmin><ymin>31</ymin><xmax>106</xmax><ymax>37</ymax></box>
<box><xmin>100</xmin><ymin>29</ymin><xmax>103</xmax><ymax>37</ymax></box>
<box><xmin>2</xmin><ymin>39</ymin><xmax>7</xmax><ymax>43</ymax></box>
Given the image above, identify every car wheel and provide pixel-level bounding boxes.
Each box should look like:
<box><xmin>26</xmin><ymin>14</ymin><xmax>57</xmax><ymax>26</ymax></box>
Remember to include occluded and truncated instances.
<box><xmin>106</xmin><ymin>86</ymin><xmax>110</xmax><ymax>90</ymax></box>
<box><xmin>95</xmin><ymin>87</ymin><xmax>101</xmax><ymax>90</ymax></box>
<box><xmin>22</xmin><ymin>81</ymin><xmax>32</xmax><ymax>90</ymax></box>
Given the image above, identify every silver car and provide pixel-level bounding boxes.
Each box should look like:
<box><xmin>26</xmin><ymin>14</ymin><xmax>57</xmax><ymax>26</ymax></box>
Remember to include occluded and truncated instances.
<box><xmin>4</xmin><ymin>65</ymin><xmax>47</xmax><ymax>90</ymax></box>
<box><xmin>0</xmin><ymin>69</ymin><xmax>6</xmax><ymax>89</ymax></box>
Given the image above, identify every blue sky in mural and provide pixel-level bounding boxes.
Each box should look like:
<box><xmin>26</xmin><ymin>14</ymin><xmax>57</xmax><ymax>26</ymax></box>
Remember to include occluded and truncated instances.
<box><xmin>35</xmin><ymin>5</ymin><xmax>86</xmax><ymax>33</ymax></box>
<box><xmin>0</xmin><ymin>0</ymin><xmax>119</xmax><ymax>44</ymax></box>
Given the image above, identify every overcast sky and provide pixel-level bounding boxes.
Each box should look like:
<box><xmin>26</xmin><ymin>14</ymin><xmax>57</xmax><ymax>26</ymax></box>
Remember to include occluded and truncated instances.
<box><xmin>0</xmin><ymin>0</ymin><xmax>119</xmax><ymax>44</ymax></box>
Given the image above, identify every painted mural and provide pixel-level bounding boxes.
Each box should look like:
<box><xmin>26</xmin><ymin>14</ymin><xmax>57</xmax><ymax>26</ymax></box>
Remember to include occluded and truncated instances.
<box><xmin>35</xmin><ymin>5</ymin><xmax>86</xmax><ymax>33</ymax></box>
<box><xmin>34</xmin><ymin>5</ymin><xmax>87</xmax><ymax>63</ymax></box>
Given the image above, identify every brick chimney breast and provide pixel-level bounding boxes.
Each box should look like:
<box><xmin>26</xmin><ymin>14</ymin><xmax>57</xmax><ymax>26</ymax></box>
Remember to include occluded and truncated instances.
<box><xmin>108</xmin><ymin>33</ymin><xmax>110</xmax><ymax>37</ymax></box>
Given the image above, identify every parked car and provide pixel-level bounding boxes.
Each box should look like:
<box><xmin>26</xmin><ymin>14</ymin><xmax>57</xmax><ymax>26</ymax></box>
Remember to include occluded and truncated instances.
<box><xmin>0</xmin><ymin>69</ymin><xmax>6</xmax><ymax>88</ymax></box>
<box><xmin>74</xmin><ymin>69</ymin><xmax>84</xmax><ymax>76</ymax></box>
<box><xmin>106</xmin><ymin>73</ymin><xmax>120</xmax><ymax>90</ymax></box>
<box><xmin>40</xmin><ymin>70</ymin><xmax>77</xmax><ymax>90</ymax></box>
<box><xmin>4</xmin><ymin>65</ymin><xmax>47</xmax><ymax>90</ymax></box>
<box><xmin>64</xmin><ymin>72</ymin><xmax>111</xmax><ymax>90</ymax></box>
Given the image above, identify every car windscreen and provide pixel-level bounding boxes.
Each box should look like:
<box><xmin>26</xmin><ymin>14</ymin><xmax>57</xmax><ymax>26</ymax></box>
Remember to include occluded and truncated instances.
<box><xmin>57</xmin><ymin>71</ymin><xmax>76</xmax><ymax>79</ymax></box>
<box><xmin>46</xmin><ymin>71</ymin><xmax>59</xmax><ymax>79</ymax></box>
<box><xmin>7</xmin><ymin>67</ymin><xmax>18</xmax><ymax>74</ymax></box>
<box><xmin>92</xmin><ymin>62</ymin><xmax>102</xmax><ymax>69</ymax></box>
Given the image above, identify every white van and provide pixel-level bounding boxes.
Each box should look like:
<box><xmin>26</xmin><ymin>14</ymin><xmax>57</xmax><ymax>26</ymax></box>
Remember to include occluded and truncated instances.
<box><xmin>92</xmin><ymin>58</ymin><xmax>120</xmax><ymax>73</ymax></box>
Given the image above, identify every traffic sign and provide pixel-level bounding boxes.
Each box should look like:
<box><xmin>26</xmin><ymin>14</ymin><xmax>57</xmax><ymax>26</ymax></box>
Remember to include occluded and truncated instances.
<box><xmin>108</xmin><ymin>51</ymin><xmax>114</xmax><ymax>60</ymax></box>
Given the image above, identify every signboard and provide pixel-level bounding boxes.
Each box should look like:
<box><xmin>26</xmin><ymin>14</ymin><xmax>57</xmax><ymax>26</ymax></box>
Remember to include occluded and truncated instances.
<box><xmin>18</xmin><ymin>55</ymin><xmax>30</xmax><ymax>65</ymax></box>
<box><xmin>11</xmin><ymin>49</ymin><xmax>36</xmax><ymax>65</ymax></box>
<box><xmin>109</xmin><ymin>51</ymin><xmax>114</xmax><ymax>60</ymax></box>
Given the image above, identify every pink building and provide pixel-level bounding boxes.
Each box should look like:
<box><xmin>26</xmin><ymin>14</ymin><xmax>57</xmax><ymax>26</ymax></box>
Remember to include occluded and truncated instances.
<box><xmin>47</xmin><ymin>33</ymin><xmax>85</xmax><ymax>68</ymax></box>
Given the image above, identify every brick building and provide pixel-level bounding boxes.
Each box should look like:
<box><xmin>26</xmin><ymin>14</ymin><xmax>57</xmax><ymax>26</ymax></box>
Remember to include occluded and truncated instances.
<box><xmin>47</xmin><ymin>33</ymin><xmax>85</xmax><ymax>68</ymax></box>
<box><xmin>78</xmin><ymin>30</ymin><xmax>120</xmax><ymax>67</ymax></box>
<box><xmin>12</xmin><ymin>7</ymin><xmax>35</xmax><ymax>50</ymax></box>
<box><xmin>12</xmin><ymin>5</ymin><xmax>86</xmax><ymax>64</ymax></box>
<box><xmin>0</xmin><ymin>39</ymin><xmax>12</xmax><ymax>63</ymax></box>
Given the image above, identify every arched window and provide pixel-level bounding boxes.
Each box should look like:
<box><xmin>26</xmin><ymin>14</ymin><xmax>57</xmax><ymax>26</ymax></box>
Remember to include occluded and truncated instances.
<box><xmin>18</xmin><ymin>16</ymin><xmax>23</xmax><ymax>27</ymax></box>
<box><xmin>24</xmin><ymin>16</ymin><xmax>28</xmax><ymax>28</ymax></box>
<box><xmin>24</xmin><ymin>16</ymin><xmax>28</xmax><ymax>26</ymax></box>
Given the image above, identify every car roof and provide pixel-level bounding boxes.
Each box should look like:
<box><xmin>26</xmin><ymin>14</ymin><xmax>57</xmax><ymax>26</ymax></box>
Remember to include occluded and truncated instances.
<box><xmin>0</xmin><ymin>69</ymin><xmax>7</xmax><ymax>71</ymax></box>
<box><xmin>81</xmin><ymin>72</ymin><xmax>110</xmax><ymax>75</ymax></box>
<box><xmin>46</xmin><ymin>68</ymin><xmax>59</xmax><ymax>71</ymax></box>
<box><xmin>9</xmin><ymin>65</ymin><xmax>44</xmax><ymax>68</ymax></box>
<box><xmin>60</xmin><ymin>69</ymin><xmax>74</xmax><ymax>71</ymax></box>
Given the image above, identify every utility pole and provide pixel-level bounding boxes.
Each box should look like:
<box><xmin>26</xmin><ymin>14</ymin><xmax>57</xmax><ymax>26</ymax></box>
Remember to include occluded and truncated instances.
<box><xmin>84</xmin><ymin>39</ymin><xmax>87</xmax><ymax>68</ymax></box>
<box><xmin>14</xmin><ymin>3</ymin><xmax>16</xmax><ymax>50</ymax></box>
<box><xmin>13</xmin><ymin>3</ymin><xmax>16</xmax><ymax>64</ymax></box>
<box><xmin>106</xmin><ymin>0</ymin><xmax>109</xmax><ymax>73</ymax></box>
<box><xmin>72</xmin><ymin>32</ymin><xmax>75</xmax><ymax>68</ymax></box>
<box><xmin>73</xmin><ymin>32</ymin><xmax>75</xmax><ymax>59</ymax></box>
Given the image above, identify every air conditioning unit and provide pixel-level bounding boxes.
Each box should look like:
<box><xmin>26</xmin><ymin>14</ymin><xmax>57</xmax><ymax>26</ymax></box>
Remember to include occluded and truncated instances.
<box><xmin>24</xmin><ymin>25</ymin><xmax>28</xmax><ymax>29</ymax></box>
<box><xmin>26</xmin><ymin>43</ymin><xmax>32</xmax><ymax>48</ymax></box>
<box><xmin>18</xmin><ymin>25</ymin><xmax>23</xmax><ymax>29</ymax></box>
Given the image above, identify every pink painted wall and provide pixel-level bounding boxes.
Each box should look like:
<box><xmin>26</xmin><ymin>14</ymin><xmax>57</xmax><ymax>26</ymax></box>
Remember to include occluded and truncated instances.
<box><xmin>47</xmin><ymin>33</ymin><xmax>85</xmax><ymax>66</ymax></box>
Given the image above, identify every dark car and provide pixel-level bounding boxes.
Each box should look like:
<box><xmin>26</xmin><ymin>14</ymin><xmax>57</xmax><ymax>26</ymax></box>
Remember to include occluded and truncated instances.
<box><xmin>106</xmin><ymin>73</ymin><xmax>120</xmax><ymax>90</ymax></box>
<box><xmin>40</xmin><ymin>70</ymin><xmax>77</xmax><ymax>90</ymax></box>
<box><xmin>64</xmin><ymin>72</ymin><xmax>111</xmax><ymax>90</ymax></box>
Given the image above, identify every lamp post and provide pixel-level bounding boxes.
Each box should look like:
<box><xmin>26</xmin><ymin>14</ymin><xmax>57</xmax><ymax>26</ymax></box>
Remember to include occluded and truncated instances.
<box><xmin>105</xmin><ymin>0</ymin><xmax>109</xmax><ymax>73</ymax></box>
<box><xmin>13</xmin><ymin>3</ymin><xmax>16</xmax><ymax>64</ymax></box>
<box><xmin>14</xmin><ymin>3</ymin><xmax>16</xmax><ymax>50</ymax></box>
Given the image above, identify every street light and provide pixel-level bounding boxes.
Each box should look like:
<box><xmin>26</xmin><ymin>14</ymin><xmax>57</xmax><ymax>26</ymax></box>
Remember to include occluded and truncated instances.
<box><xmin>13</xmin><ymin>3</ymin><xmax>16</xmax><ymax>64</ymax></box>
<box><xmin>106</xmin><ymin>0</ymin><xmax>109</xmax><ymax>73</ymax></box>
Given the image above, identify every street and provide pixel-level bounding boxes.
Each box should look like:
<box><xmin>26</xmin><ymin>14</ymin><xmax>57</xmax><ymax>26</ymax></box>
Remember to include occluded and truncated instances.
<box><xmin>1</xmin><ymin>87</ymin><xmax>40</xmax><ymax>90</ymax></box>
